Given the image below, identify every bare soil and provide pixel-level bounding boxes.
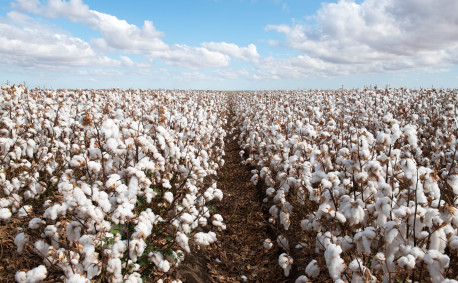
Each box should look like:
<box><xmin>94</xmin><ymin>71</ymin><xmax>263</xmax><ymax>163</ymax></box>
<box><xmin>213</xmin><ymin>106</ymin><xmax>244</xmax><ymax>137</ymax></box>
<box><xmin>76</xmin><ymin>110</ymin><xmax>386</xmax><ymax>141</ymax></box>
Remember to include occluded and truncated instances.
<box><xmin>175</xmin><ymin>107</ymin><xmax>285</xmax><ymax>282</ymax></box>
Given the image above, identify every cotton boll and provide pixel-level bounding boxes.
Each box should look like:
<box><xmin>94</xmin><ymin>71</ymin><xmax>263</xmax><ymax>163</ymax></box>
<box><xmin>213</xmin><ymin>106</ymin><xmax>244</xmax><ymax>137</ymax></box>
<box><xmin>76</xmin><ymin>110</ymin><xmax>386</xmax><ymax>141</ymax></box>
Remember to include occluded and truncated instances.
<box><xmin>15</xmin><ymin>271</ymin><xmax>26</xmax><ymax>283</ymax></box>
<box><xmin>149</xmin><ymin>252</ymin><xmax>171</xmax><ymax>272</ymax></box>
<box><xmin>0</xmin><ymin>207</ymin><xmax>12</xmax><ymax>221</ymax></box>
<box><xmin>424</xmin><ymin>250</ymin><xmax>450</xmax><ymax>283</ymax></box>
<box><xmin>397</xmin><ymin>255</ymin><xmax>416</xmax><ymax>269</ymax></box>
<box><xmin>14</xmin><ymin>232</ymin><xmax>28</xmax><ymax>254</ymax></box>
<box><xmin>26</xmin><ymin>265</ymin><xmax>47</xmax><ymax>282</ymax></box>
<box><xmin>449</xmin><ymin>236</ymin><xmax>458</xmax><ymax>250</ymax></box>
<box><xmin>213</xmin><ymin>188</ymin><xmax>223</xmax><ymax>201</ymax></box>
<box><xmin>295</xmin><ymin>275</ymin><xmax>309</xmax><ymax>283</ymax></box>
<box><xmin>324</xmin><ymin>244</ymin><xmax>345</xmax><ymax>281</ymax></box>
<box><xmin>305</xmin><ymin>260</ymin><xmax>320</xmax><ymax>278</ymax></box>
<box><xmin>447</xmin><ymin>175</ymin><xmax>458</xmax><ymax>195</ymax></box>
<box><xmin>263</xmin><ymin>238</ymin><xmax>273</xmax><ymax>250</ymax></box>
<box><xmin>194</xmin><ymin>232</ymin><xmax>217</xmax><ymax>246</ymax></box>
<box><xmin>66</xmin><ymin>274</ymin><xmax>90</xmax><ymax>283</ymax></box>
<box><xmin>176</xmin><ymin>232</ymin><xmax>191</xmax><ymax>253</ymax></box>
<box><xmin>164</xmin><ymin>191</ymin><xmax>174</xmax><ymax>204</ymax></box>
<box><xmin>278</xmin><ymin>253</ymin><xmax>293</xmax><ymax>277</ymax></box>
<box><xmin>212</xmin><ymin>214</ymin><xmax>226</xmax><ymax>230</ymax></box>
<box><xmin>28</xmin><ymin>217</ymin><xmax>45</xmax><ymax>229</ymax></box>
<box><xmin>66</xmin><ymin>221</ymin><xmax>81</xmax><ymax>242</ymax></box>
<box><xmin>17</xmin><ymin>205</ymin><xmax>32</xmax><ymax>218</ymax></box>
<box><xmin>124</xmin><ymin>273</ymin><xmax>142</xmax><ymax>283</ymax></box>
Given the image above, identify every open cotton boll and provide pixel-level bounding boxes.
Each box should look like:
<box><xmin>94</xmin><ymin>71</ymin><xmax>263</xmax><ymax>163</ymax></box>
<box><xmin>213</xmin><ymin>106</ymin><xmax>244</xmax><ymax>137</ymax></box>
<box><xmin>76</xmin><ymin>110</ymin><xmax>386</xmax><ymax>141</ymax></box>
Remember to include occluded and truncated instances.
<box><xmin>124</xmin><ymin>272</ymin><xmax>142</xmax><ymax>283</ymax></box>
<box><xmin>194</xmin><ymin>232</ymin><xmax>217</xmax><ymax>246</ymax></box>
<box><xmin>15</xmin><ymin>271</ymin><xmax>26</xmax><ymax>283</ymax></box>
<box><xmin>447</xmin><ymin>175</ymin><xmax>458</xmax><ymax>195</ymax></box>
<box><xmin>149</xmin><ymin>252</ymin><xmax>171</xmax><ymax>272</ymax></box>
<box><xmin>324</xmin><ymin>244</ymin><xmax>345</xmax><ymax>281</ymax></box>
<box><xmin>0</xmin><ymin>207</ymin><xmax>12</xmax><ymax>221</ymax></box>
<box><xmin>66</xmin><ymin>274</ymin><xmax>90</xmax><ymax>283</ymax></box>
<box><xmin>212</xmin><ymin>214</ymin><xmax>226</xmax><ymax>230</ymax></box>
<box><xmin>305</xmin><ymin>260</ymin><xmax>320</xmax><ymax>278</ymax></box>
<box><xmin>26</xmin><ymin>265</ymin><xmax>47</xmax><ymax>282</ymax></box>
<box><xmin>28</xmin><ymin>217</ymin><xmax>45</xmax><ymax>229</ymax></box>
<box><xmin>263</xmin><ymin>238</ymin><xmax>273</xmax><ymax>250</ymax></box>
<box><xmin>278</xmin><ymin>253</ymin><xmax>293</xmax><ymax>276</ymax></box>
<box><xmin>398</xmin><ymin>254</ymin><xmax>416</xmax><ymax>269</ymax></box>
<box><xmin>176</xmin><ymin>232</ymin><xmax>191</xmax><ymax>253</ymax></box>
<box><xmin>14</xmin><ymin>232</ymin><xmax>28</xmax><ymax>254</ymax></box>
<box><xmin>17</xmin><ymin>205</ymin><xmax>32</xmax><ymax>218</ymax></box>
<box><xmin>424</xmin><ymin>250</ymin><xmax>450</xmax><ymax>283</ymax></box>
<box><xmin>164</xmin><ymin>191</ymin><xmax>174</xmax><ymax>204</ymax></box>
<box><xmin>295</xmin><ymin>275</ymin><xmax>309</xmax><ymax>283</ymax></box>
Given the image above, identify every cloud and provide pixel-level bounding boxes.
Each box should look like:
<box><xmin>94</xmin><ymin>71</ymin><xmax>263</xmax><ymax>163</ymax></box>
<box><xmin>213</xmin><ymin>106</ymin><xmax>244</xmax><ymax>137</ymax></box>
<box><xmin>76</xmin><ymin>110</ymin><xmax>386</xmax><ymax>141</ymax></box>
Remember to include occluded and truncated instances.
<box><xmin>150</xmin><ymin>45</ymin><xmax>231</xmax><ymax>68</ymax></box>
<box><xmin>10</xmin><ymin>0</ymin><xmax>259</xmax><ymax>69</ymax></box>
<box><xmin>0</xmin><ymin>16</ymin><xmax>119</xmax><ymax>69</ymax></box>
<box><xmin>266</xmin><ymin>0</ymin><xmax>458</xmax><ymax>75</ymax></box>
<box><xmin>201</xmin><ymin>42</ymin><xmax>260</xmax><ymax>62</ymax></box>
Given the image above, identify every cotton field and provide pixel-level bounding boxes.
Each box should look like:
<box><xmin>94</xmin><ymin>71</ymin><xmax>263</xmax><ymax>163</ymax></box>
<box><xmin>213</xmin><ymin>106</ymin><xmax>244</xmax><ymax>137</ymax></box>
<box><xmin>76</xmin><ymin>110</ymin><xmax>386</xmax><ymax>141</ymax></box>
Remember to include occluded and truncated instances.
<box><xmin>233</xmin><ymin>88</ymin><xmax>457</xmax><ymax>282</ymax></box>
<box><xmin>0</xmin><ymin>84</ymin><xmax>457</xmax><ymax>282</ymax></box>
<box><xmin>0</xmin><ymin>85</ymin><xmax>226</xmax><ymax>282</ymax></box>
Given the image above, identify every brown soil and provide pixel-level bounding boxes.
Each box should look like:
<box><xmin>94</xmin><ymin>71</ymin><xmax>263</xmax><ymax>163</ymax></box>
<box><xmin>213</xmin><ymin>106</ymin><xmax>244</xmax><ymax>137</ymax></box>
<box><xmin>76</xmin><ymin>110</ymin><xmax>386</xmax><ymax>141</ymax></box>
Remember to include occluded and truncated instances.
<box><xmin>175</xmin><ymin>105</ymin><xmax>285</xmax><ymax>282</ymax></box>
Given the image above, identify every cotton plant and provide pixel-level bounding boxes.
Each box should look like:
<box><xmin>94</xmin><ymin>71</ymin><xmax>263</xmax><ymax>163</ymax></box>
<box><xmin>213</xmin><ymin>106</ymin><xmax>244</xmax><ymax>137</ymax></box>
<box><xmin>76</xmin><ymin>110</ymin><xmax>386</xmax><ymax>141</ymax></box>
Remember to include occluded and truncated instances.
<box><xmin>1</xmin><ymin>86</ymin><xmax>227</xmax><ymax>282</ymax></box>
<box><xmin>232</xmin><ymin>88</ymin><xmax>457</xmax><ymax>281</ymax></box>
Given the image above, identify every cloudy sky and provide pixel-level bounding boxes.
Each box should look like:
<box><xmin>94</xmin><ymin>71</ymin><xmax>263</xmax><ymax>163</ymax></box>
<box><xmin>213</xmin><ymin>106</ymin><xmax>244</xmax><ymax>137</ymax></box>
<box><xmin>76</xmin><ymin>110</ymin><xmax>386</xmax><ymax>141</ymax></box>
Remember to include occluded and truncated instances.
<box><xmin>1</xmin><ymin>0</ymin><xmax>458</xmax><ymax>89</ymax></box>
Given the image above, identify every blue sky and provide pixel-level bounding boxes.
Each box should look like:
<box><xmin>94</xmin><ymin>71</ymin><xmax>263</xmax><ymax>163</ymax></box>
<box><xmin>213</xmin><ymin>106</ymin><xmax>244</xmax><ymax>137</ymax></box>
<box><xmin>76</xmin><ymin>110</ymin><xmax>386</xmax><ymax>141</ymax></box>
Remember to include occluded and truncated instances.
<box><xmin>1</xmin><ymin>0</ymin><xmax>458</xmax><ymax>90</ymax></box>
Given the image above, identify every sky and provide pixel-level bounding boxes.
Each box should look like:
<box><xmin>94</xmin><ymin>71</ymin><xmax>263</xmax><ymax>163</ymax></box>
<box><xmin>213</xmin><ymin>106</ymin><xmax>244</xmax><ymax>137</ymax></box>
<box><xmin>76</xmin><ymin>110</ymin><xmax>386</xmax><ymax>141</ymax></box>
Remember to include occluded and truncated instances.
<box><xmin>1</xmin><ymin>0</ymin><xmax>458</xmax><ymax>90</ymax></box>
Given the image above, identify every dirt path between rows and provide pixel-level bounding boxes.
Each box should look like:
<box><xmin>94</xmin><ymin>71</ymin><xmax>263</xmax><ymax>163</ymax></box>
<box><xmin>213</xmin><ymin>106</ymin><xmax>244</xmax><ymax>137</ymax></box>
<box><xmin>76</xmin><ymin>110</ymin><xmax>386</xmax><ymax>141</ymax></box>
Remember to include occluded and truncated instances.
<box><xmin>176</xmin><ymin>103</ymin><xmax>286</xmax><ymax>282</ymax></box>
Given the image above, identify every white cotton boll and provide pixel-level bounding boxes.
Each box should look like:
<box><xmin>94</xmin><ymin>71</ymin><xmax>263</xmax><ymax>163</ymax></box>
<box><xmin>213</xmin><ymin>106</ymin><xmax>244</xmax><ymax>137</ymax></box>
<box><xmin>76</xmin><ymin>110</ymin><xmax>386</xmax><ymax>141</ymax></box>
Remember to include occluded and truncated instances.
<box><xmin>0</xmin><ymin>207</ymin><xmax>12</xmax><ymax>221</ymax></box>
<box><xmin>250</xmin><ymin>174</ymin><xmax>259</xmax><ymax>185</ymax></box>
<box><xmin>176</xmin><ymin>232</ymin><xmax>191</xmax><ymax>253</ymax></box>
<box><xmin>107</xmin><ymin>258</ymin><xmax>122</xmax><ymax>281</ymax></box>
<box><xmin>213</xmin><ymin>188</ymin><xmax>223</xmax><ymax>201</ymax></box>
<box><xmin>240</xmin><ymin>275</ymin><xmax>247</xmax><ymax>282</ymax></box>
<box><xmin>164</xmin><ymin>191</ymin><xmax>174</xmax><ymax>204</ymax></box>
<box><xmin>17</xmin><ymin>205</ymin><xmax>32</xmax><ymax>218</ymax></box>
<box><xmin>447</xmin><ymin>175</ymin><xmax>458</xmax><ymax>195</ymax></box>
<box><xmin>150</xmin><ymin>252</ymin><xmax>171</xmax><ymax>273</ymax></box>
<box><xmin>449</xmin><ymin>236</ymin><xmax>458</xmax><ymax>250</ymax></box>
<box><xmin>194</xmin><ymin>232</ymin><xmax>217</xmax><ymax>246</ymax></box>
<box><xmin>263</xmin><ymin>238</ymin><xmax>273</xmax><ymax>250</ymax></box>
<box><xmin>43</xmin><ymin>203</ymin><xmax>68</xmax><ymax>220</ymax></box>
<box><xmin>295</xmin><ymin>275</ymin><xmax>309</xmax><ymax>283</ymax></box>
<box><xmin>430</xmin><ymin>228</ymin><xmax>447</xmax><ymax>252</ymax></box>
<box><xmin>424</xmin><ymin>250</ymin><xmax>450</xmax><ymax>283</ymax></box>
<box><xmin>124</xmin><ymin>273</ymin><xmax>142</xmax><ymax>283</ymax></box>
<box><xmin>28</xmin><ymin>217</ymin><xmax>45</xmax><ymax>229</ymax></box>
<box><xmin>280</xmin><ymin>210</ymin><xmax>290</xmax><ymax>230</ymax></box>
<box><xmin>26</xmin><ymin>265</ymin><xmax>47</xmax><ymax>282</ymax></box>
<box><xmin>212</xmin><ymin>214</ymin><xmax>226</xmax><ymax>230</ymax></box>
<box><xmin>129</xmin><ymin>239</ymin><xmax>146</xmax><ymax>263</ymax></box>
<box><xmin>269</xmin><ymin>205</ymin><xmax>279</xmax><ymax>219</ymax></box>
<box><xmin>66</xmin><ymin>274</ymin><xmax>90</xmax><ymax>283</ymax></box>
<box><xmin>324</xmin><ymin>244</ymin><xmax>345</xmax><ymax>281</ymax></box>
<box><xmin>305</xmin><ymin>260</ymin><xmax>320</xmax><ymax>278</ymax></box>
<box><xmin>266</xmin><ymin>187</ymin><xmax>275</xmax><ymax>197</ymax></box>
<box><xmin>301</xmin><ymin>219</ymin><xmax>312</xmax><ymax>232</ymax></box>
<box><xmin>87</xmin><ymin>161</ymin><xmax>102</xmax><ymax>173</ymax></box>
<box><xmin>14</xmin><ymin>232</ymin><xmax>28</xmax><ymax>254</ymax></box>
<box><xmin>180</xmin><ymin>213</ymin><xmax>194</xmax><ymax>224</ymax></box>
<box><xmin>15</xmin><ymin>271</ymin><xmax>26</xmax><ymax>283</ymax></box>
<box><xmin>278</xmin><ymin>253</ymin><xmax>293</xmax><ymax>277</ymax></box>
<box><xmin>66</xmin><ymin>221</ymin><xmax>81</xmax><ymax>242</ymax></box>
<box><xmin>34</xmin><ymin>240</ymin><xmax>50</xmax><ymax>257</ymax></box>
<box><xmin>398</xmin><ymin>255</ymin><xmax>416</xmax><ymax>269</ymax></box>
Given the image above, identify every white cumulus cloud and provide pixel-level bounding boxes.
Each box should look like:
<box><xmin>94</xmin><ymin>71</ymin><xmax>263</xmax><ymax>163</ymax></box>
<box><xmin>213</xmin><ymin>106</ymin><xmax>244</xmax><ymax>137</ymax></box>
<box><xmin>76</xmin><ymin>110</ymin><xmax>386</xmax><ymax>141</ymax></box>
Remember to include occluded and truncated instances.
<box><xmin>265</xmin><ymin>0</ymin><xmax>458</xmax><ymax>75</ymax></box>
